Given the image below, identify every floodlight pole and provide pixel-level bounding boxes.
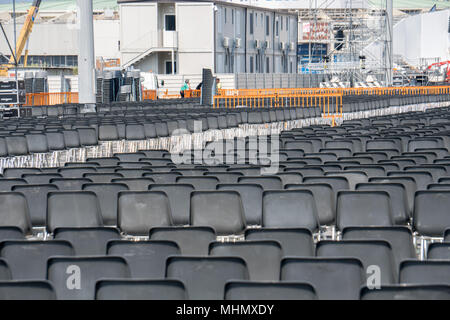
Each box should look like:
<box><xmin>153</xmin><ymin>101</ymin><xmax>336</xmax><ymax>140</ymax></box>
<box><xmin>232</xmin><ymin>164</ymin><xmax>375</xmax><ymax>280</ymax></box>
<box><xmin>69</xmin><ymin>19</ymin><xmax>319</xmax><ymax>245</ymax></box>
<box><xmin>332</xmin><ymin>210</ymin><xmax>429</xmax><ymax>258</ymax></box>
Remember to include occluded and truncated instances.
<box><xmin>77</xmin><ymin>0</ymin><xmax>96</xmax><ymax>106</ymax></box>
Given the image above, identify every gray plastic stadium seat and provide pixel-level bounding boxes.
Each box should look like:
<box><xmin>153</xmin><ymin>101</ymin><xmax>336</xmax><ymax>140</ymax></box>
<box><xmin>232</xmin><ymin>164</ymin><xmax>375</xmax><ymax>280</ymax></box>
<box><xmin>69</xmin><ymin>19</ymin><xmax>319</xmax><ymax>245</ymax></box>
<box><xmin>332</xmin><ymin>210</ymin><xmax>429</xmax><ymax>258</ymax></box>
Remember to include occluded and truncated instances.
<box><xmin>5</xmin><ymin>136</ymin><xmax>28</xmax><ymax>156</ymax></box>
<box><xmin>216</xmin><ymin>184</ymin><xmax>263</xmax><ymax>226</ymax></box>
<box><xmin>0</xmin><ymin>193</ymin><xmax>31</xmax><ymax>234</ymax></box>
<box><xmin>0</xmin><ymin>137</ymin><xmax>7</xmax><ymax>157</ymax></box>
<box><xmin>2</xmin><ymin>168</ymin><xmax>40</xmax><ymax>178</ymax></box>
<box><xmin>369</xmin><ymin>176</ymin><xmax>416</xmax><ymax>213</ymax></box>
<box><xmin>355</xmin><ymin>183</ymin><xmax>409</xmax><ymax>224</ymax></box>
<box><xmin>126</xmin><ymin>124</ymin><xmax>145</xmax><ymax>140</ymax></box>
<box><xmin>285</xmin><ymin>183</ymin><xmax>335</xmax><ymax>225</ymax></box>
<box><xmin>262</xmin><ymin>190</ymin><xmax>319</xmax><ymax>231</ymax></box>
<box><xmin>95</xmin><ymin>279</ymin><xmax>187</xmax><ymax>300</ymax></box>
<box><xmin>413</xmin><ymin>191</ymin><xmax>450</xmax><ymax>237</ymax></box>
<box><xmin>12</xmin><ymin>184</ymin><xmax>59</xmax><ymax>226</ymax></box>
<box><xmin>47</xmin><ymin>256</ymin><xmax>130</xmax><ymax>300</ymax></box>
<box><xmin>111</xmin><ymin>178</ymin><xmax>154</xmax><ymax>191</ymax></box>
<box><xmin>399</xmin><ymin>261</ymin><xmax>450</xmax><ymax>285</ymax></box>
<box><xmin>316</xmin><ymin>240</ymin><xmax>397</xmax><ymax>283</ymax></box>
<box><xmin>225</xmin><ymin>281</ymin><xmax>317</xmax><ymax>300</ymax></box>
<box><xmin>118</xmin><ymin>191</ymin><xmax>172</xmax><ymax>236</ymax></box>
<box><xmin>176</xmin><ymin>176</ymin><xmax>219</xmax><ymax>190</ymax></box>
<box><xmin>325</xmin><ymin>171</ymin><xmax>368</xmax><ymax>190</ymax></box>
<box><xmin>63</xmin><ymin>130</ymin><xmax>80</xmax><ymax>148</ymax></box>
<box><xmin>25</xmin><ymin>134</ymin><xmax>48</xmax><ymax>153</ymax></box>
<box><xmin>0</xmin><ymin>240</ymin><xmax>74</xmax><ymax>280</ymax></box>
<box><xmin>149</xmin><ymin>226</ymin><xmax>216</xmax><ymax>255</ymax></box>
<box><xmin>54</xmin><ymin>227</ymin><xmax>121</xmax><ymax>255</ymax></box>
<box><xmin>0</xmin><ymin>179</ymin><xmax>27</xmax><ymax>191</ymax></box>
<box><xmin>114</xmin><ymin>152</ymin><xmax>146</xmax><ymax>162</ymax></box>
<box><xmin>143</xmin><ymin>172</ymin><xmax>182</xmax><ymax>184</ymax></box>
<box><xmin>47</xmin><ymin>191</ymin><xmax>103</xmax><ymax>232</ymax></box>
<box><xmin>107</xmin><ymin>240</ymin><xmax>180</xmax><ymax>278</ymax></box>
<box><xmin>114</xmin><ymin>169</ymin><xmax>150</xmax><ymax>178</ymax></box>
<box><xmin>387</xmin><ymin>171</ymin><xmax>432</xmax><ymax>190</ymax></box>
<box><xmin>77</xmin><ymin>128</ymin><xmax>98</xmax><ymax>146</ymax></box>
<box><xmin>87</xmin><ymin>157</ymin><xmax>119</xmax><ymax>167</ymax></box>
<box><xmin>336</xmin><ymin>191</ymin><xmax>393</xmax><ymax>230</ymax></box>
<box><xmin>343</xmin><ymin>226</ymin><xmax>416</xmax><ymax>270</ymax></box>
<box><xmin>361</xmin><ymin>284</ymin><xmax>450</xmax><ymax>300</ymax></box>
<box><xmin>238</xmin><ymin>176</ymin><xmax>283</xmax><ymax>190</ymax></box>
<box><xmin>245</xmin><ymin>228</ymin><xmax>314</xmax><ymax>257</ymax></box>
<box><xmin>0</xmin><ymin>281</ymin><xmax>56</xmax><ymax>300</ymax></box>
<box><xmin>148</xmin><ymin>184</ymin><xmax>194</xmax><ymax>225</ymax></box>
<box><xmin>280</xmin><ymin>257</ymin><xmax>364</xmax><ymax>300</ymax></box>
<box><xmin>210</xmin><ymin>240</ymin><xmax>282</xmax><ymax>281</ymax></box>
<box><xmin>0</xmin><ymin>259</ymin><xmax>10</xmax><ymax>280</ymax></box>
<box><xmin>0</xmin><ymin>227</ymin><xmax>24</xmax><ymax>242</ymax></box>
<box><xmin>58</xmin><ymin>168</ymin><xmax>97</xmax><ymax>179</ymax></box>
<box><xmin>82</xmin><ymin>183</ymin><xmax>129</xmax><ymax>225</ymax></box>
<box><xmin>46</xmin><ymin>132</ymin><xmax>65</xmax><ymax>151</ymax></box>
<box><xmin>190</xmin><ymin>191</ymin><xmax>246</xmax><ymax>235</ymax></box>
<box><xmin>427</xmin><ymin>243</ymin><xmax>450</xmax><ymax>259</ymax></box>
<box><xmin>165</xmin><ymin>256</ymin><xmax>249</xmax><ymax>300</ymax></box>
<box><xmin>82</xmin><ymin>173</ymin><xmax>123</xmax><ymax>183</ymax></box>
<box><xmin>22</xmin><ymin>173</ymin><xmax>62</xmax><ymax>184</ymax></box>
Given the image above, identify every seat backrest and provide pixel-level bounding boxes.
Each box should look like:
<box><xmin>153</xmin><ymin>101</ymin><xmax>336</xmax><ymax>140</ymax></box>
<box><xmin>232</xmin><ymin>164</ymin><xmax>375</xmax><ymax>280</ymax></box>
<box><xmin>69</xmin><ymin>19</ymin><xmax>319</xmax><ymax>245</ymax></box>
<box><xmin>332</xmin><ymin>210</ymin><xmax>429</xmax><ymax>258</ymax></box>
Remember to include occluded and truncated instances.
<box><xmin>0</xmin><ymin>281</ymin><xmax>56</xmax><ymax>300</ymax></box>
<box><xmin>149</xmin><ymin>226</ymin><xmax>216</xmax><ymax>256</ymax></box>
<box><xmin>50</xmin><ymin>178</ymin><xmax>93</xmax><ymax>191</ymax></box>
<box><xmin>399</xmin><ymin>260</ymin><xmax>450</xmax><ymax>285</ymax></box>
<box><xmin>165</xmin><ymin>256</ymin><xmax>249</xmax><ymax>300</ymax></box>
<box><xmin>45</xmin><ymin>132</ymin><xmax>65</xmax><ymax>151</ymax></box>
<box><xmin>118</xmin><ymin>191</ymin><xmax>172</xmax><ymax>236</ymax></box>
<box><xmin>342</xmin><ymin>226</ymin><xmax>416</xmax><ymax>270</ymax></box>
<box><xmin>0</xmin><ymin>240</ymin><xmax>74</xmax><ymax>280</ymax></box>
<box><xmin>47</xmin><ymin>191</ymin><xmax>103</xmax><ymax>232</ymax></box>
<box><xmin>210</xmin><ymin>240</ymin><xmax>282</xmax><ymax>281</ymax></box>
<box><xmin>336</xmin><ymin>191</ymin><xmax>393</xmax><ymax>230</ymax></box>
<box><xmin>107</xmin><ymin>240</ymin><xmax>180</xmax><ymax>278</ymax></box>
<box><xmin>25</xmin><ymin>134</ymin><xmax>48</xmax><ymax>153</ymax></box>
<box><xmin>361</xmin><ymin>284</ymin><xmax>450</xmax><ymax>300</ymax></box>
<box><xmin>316</xmin><ymin>240</ymin><xmax>397</xmax><ymax>283</ymax></box>
<box><xmin>225</xmin><ymin>281</ymin><xmax>317</xmax><ymax>300</ymax></box>
<box><xmin>5</xmin><ymin>136</ymin><xmax>28</xmax><ymax>156</ymax></box>
<box><xmin>47</xmin><ymin>256</ymin><xmax>130</xmax><ymax>300</ymax></box>
<box><xmin>280</xmin><ymin>257</ymin><xmax>364</xmax><ymax>300</ymax></box>
<box><xmin>148</xmin><ymin>184</ymin><xmax>194</xmax><ymax>226</ymax></box>
<box><xmin>54</xmin><ymin>227</ymin><xmax>121</xmax><ymax>256</ymax></box>
<box><xmin>12</xmin><ymin>184</ymin><xmax>59</xmax><ymax>226</ymax></box>
<box><xmin>355</xmin><ymin>183</ymin><xmax>409</xmax><ymax>225</ymax></box>
<box><xmin>262</xmin><ymin>190</ymin><xmax>319</xmax><ymax>231</ymax></box>
<box><xmin>238</xmin><ymin>176</ymin><xmax>283</xmax><ymax>190</ymax></box>
<box><xmin>77</xmin><ymin>128</ymin><xmax>98</xmax><ymax>146</ymax></box>
<box><xmin>413</xmin><ymin>190</ymin><xmax>450</xmax><ymax>237</ymax></box>
<box><xmin>190</xmin><ymin>191</ymin><xmax>246</xmax><ymax>235</ymax></box>
<box><xmin>0</xmin><ymin>193</ymin><xmax>31</xmax><ymax>234</ymax></box>
<box><xmin>285</xmin><ymin>183</ymin><xmax>335</xmax><ymax>225</ymax></box>
<box><xmin>95</xmin><ymin>279</ymin><xmax>186</xmax><ymax>300</ymax></box>
<box><xmin>245</xmin><ymin>228</ymin><xmax>314</xmax><ymax>257</ymax></box>
<box><xmin>62</xmin><ymin>130</ymin><xmax>80</xmax><ymax>148</ymax></box>
<box><xmin>216</xmin><ymin>183</ymin><xmax>263</xmax><ymax>226</ymax></box>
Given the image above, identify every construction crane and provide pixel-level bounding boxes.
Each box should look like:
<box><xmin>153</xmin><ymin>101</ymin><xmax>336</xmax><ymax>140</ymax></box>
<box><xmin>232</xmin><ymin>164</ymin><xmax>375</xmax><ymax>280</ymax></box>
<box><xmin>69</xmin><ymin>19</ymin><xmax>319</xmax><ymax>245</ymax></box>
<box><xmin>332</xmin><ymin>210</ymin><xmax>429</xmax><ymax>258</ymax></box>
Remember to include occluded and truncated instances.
<box><xmin>426</xmin><ymin>60</ymin><xmax>450</xmax><ymax>83</ymax></box>
<box><xmin>0</xmin><ymin>0</ymin><xmax>42</xmax><ymax>77</ymax></box>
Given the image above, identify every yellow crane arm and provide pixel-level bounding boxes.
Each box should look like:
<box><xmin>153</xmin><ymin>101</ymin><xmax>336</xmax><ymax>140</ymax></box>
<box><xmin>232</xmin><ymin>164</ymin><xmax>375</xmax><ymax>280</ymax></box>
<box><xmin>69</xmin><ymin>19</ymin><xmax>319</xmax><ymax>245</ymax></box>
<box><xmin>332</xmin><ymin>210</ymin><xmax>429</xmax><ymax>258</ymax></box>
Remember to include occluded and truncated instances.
<box><xmin>8</xmin><ymin>0</ymin><xmax>41</xmax><ymax>65</ymax></box>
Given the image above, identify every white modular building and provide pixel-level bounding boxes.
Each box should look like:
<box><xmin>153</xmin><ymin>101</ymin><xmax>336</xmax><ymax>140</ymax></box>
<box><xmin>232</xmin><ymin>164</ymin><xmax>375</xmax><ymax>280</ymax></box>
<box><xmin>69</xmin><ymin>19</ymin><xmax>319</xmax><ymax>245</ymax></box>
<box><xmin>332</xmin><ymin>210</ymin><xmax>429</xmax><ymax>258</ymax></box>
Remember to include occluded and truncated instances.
<box><xmin>119</xmin><ymin>0</ymin><xmax>298</xmax><ymax>74</ymax></box>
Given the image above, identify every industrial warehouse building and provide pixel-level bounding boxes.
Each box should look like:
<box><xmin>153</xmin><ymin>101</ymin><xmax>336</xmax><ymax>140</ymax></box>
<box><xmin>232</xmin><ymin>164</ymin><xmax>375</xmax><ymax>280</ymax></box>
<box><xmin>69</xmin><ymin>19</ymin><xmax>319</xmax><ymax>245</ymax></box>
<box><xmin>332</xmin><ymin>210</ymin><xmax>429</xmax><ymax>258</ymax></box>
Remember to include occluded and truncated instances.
<box><xmin>119</xmin><ymin>0</ymin><xmax>299</xmax><ymax>74</ymax></box>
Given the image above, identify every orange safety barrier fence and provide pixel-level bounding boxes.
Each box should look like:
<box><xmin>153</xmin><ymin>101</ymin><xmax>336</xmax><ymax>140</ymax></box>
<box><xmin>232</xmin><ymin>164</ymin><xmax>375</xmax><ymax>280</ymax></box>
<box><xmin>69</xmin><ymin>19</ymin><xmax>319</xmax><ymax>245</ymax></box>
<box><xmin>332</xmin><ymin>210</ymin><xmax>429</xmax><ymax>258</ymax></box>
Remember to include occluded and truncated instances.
<box><xmin>213</xmin><ymin>92</ymin><xmax>344</xmax><ymax>126</ymax></box>
<box><xmin>24</xmin><ymin>92</ymin><xmax>79</xmax><ymax>106</ymax></box>
<box><xmin>142</xmin><ymin>89</ymin><xmax>157</xmax><ymax>101</ymax></box>
<box><xmin>217</xmin><ymin>85</ymin><xmax>450</xmax><ymax>97</ymax></box>
<box><xmin>160</xmin><ymin>89</ymin><xmax>201</xmax><ymax>99</ymax></box>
